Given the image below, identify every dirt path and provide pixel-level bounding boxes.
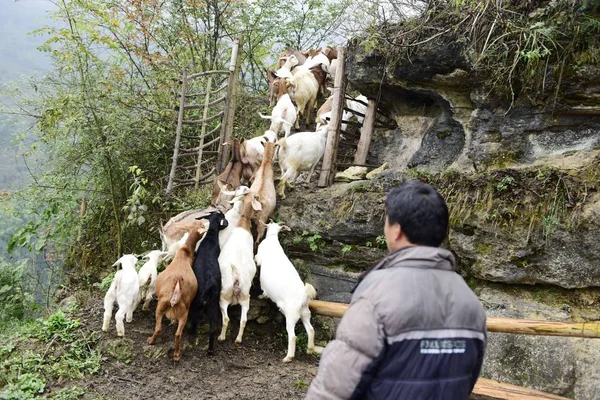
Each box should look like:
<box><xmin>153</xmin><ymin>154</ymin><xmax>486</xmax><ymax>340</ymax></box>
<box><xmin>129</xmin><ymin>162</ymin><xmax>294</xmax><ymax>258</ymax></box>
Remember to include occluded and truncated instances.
<box><xmin>77</xmin><ymin>295</ymin><xmax>320</xmax><ymax>400</ymax></box>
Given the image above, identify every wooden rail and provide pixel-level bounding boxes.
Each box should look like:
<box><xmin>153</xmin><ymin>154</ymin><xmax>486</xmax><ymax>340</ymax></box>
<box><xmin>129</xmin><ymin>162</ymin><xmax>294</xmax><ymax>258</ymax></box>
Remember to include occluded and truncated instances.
<box><xmin>473</xmin><ymin>378</ymin><xmax>569</xmax><ymax>399</ymax></box>
<box><xmin>308</xmin><ymin>300</ymin><xmax>600</xmax><ymax>338</ymax></box>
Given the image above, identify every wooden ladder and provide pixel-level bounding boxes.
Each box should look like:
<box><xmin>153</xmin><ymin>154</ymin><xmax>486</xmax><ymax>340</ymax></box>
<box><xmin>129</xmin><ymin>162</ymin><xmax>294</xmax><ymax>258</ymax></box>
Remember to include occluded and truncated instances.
<box><xmin>166</xmin><ymin>38</ymin><xmax>243</xmax><ymax>194</ymax></box>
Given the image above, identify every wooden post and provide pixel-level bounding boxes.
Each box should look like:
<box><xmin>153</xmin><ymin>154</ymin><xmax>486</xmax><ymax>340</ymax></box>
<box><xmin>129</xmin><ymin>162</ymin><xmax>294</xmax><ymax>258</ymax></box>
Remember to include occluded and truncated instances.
<box><xmin>318</xmin><ymin>47</ymin><xmax>346</xmax><ymax>187</ymax></box>
<box><xmin>308</xmin><ymin>300</ymin><xmax>600</xmax><ymax>338</ymax></box>
<box><xmin>166</xmin><ymin>68</ymin><xmax>187</xmax><ymax>194</ymax></box>
<box><xmin>353</xmin><ymin>98</ymin><xmax>377</xmax><ymax>165</ymax></box>
<box><xmin>194</xmin><ymin>75</ymin><xmax>213</xmax><ymax>190</ymax></box>
<box><xmin>217</xmin><ymin>37</ymin><xmax>243</xmax><ymax>174</ymax></box>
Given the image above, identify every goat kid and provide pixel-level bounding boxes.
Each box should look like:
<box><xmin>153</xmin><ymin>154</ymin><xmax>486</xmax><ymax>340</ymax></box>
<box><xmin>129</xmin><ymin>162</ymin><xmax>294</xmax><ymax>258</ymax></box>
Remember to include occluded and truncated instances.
<box><xmin>259</xmin><ymin>93</ymin><xmax>296</xmax><ymax>138</ymax></box>
<box><xmin>255</xmin><ymin>222</ymin><xmax>318</xmax><ymax>362</ymax></box>
<box><xmin>137</xmin><ymin>250</ymin><xmax>168</xmax><ymax>311</ymax></box>
<box><xmin>276</xmin><ymin>125</ymin><xmax>328</xmax><ymax>199</ymax></box>
<box><xmin>249</xmin><ymin>140</ymin><xmax>278</xmax><ymax>246</ymax></box>
<box><xmin>217</xmin><ymin>191</ymin><xmax>262</xmax><ymax>343</ymax></box>
<box><xmin>189</xmin><ymin>211</ymin><xmax>228</xmax><ymax>355</ymax></box>
<box><xmin>218</xmin><ymin>185</ymin><xmax>251</xmax><ymax>249</ymax></box>
<box><xmin>147</xmin><ymin>222</ymin><xmax>207</xmax><ymax>361</ymax></box>
<box><xmin>102</xmin><ymin>254</ymin><xmax>140</xmax><ymax>337</ymax></box>
<box><xmin>239</xmin><ymin>130</ymin><xmax>277</xmax><ymax>182</ymax></box>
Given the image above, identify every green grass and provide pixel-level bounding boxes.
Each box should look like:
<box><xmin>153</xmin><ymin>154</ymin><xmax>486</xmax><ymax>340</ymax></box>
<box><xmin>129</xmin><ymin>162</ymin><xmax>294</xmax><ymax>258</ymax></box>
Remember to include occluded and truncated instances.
<box><xmin>0</xmin><ymin>308</ymin><xmax>101</xmax><ymax>399</ymax></box>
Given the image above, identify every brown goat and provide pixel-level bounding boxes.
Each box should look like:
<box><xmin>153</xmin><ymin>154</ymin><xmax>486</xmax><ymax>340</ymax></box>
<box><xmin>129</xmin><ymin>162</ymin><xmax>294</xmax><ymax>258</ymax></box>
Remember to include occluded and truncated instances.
<box><xmin>277</xmin><ymin>49</ymin><xmax>308</xmax><ymax>68</ymax></box>
<box><xmin>147</xmin><ymin>222</ymin><xmax>207</xmax><ymax>361</ymax></box>
<box><xmin>309</xmin><ymin>65</ymin><xmax>328</xmax><ymax>97</ymax></box>
<box><xmin>249</xmin><ymin>141</ymin><xmax>277</xmax><ymax>246</ymax></box>
<box><xmin>211</xmin><ymin>139</ymin><xmax>243</xmax><ymax>207</ymax></box>
<box><xmin>322</xmin><ymin>46</ymin><xmax>338</xmax><ymax>61</ymax></box>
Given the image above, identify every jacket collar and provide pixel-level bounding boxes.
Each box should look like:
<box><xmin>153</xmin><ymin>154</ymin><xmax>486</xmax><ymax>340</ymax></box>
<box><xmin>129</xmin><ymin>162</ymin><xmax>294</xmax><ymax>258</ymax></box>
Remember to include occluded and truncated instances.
<box><xmin>351</xmin><ymin>246</ymin><xmax>456</xmax><ymax>293</ymax></box>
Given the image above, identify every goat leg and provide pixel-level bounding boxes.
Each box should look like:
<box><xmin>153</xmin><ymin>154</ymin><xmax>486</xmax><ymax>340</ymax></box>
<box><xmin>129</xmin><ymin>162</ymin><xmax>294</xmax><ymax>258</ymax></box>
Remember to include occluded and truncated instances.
<box><xmin>115</xmin><ymin>308</ymin><xmax>126</xmax><ymax>337</ymax></box>
<box><xmin>218</xmin><ymin>297</ymin><xmax>230</xmax><ymax>341</ymax></box>
<box><xmin>147</xmin><ymin>301</ymin><xmax>168</xmax><ymax>345</ymax></box>
<box><xmin>173</xmin><ymin>310</ymin><xmax>189</xmax><ymax>361</ymax></box>
<box><xmin>301</xmin><ymin>306</ymin><xmax>317</xmax><ymax>355</ymax></box>
<box><xmin>208</xmin><ymin>303</ymin><xmax>219</xmax><ymax>355</ymax></box>
<box><xmin>235</xmin><ymin>298</ymin><xmax>250</xmax><ymax>344</ymax></box>
<box><xmin>283</xmin><ymin>313</ymin><xmax>299</xmax><ymax>363</ymax></box>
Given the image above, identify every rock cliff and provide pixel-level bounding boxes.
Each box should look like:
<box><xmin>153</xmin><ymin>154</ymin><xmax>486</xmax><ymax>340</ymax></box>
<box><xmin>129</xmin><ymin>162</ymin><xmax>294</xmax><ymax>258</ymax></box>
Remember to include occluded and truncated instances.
<box><xmin>276</xmin><ymin>3</ymin><xmax>600</xmax><ymax>398</ymax></box>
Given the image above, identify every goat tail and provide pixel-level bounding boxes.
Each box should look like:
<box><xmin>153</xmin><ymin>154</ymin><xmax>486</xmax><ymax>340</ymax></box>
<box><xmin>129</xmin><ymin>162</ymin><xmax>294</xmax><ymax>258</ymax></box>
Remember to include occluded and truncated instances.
<box><xmin>304</xmin><ymin>283</ymin><xmax>317</xmax><ymax>300</ymax></box>
<box><xmin>170</xmin><ymin>279</ymin><xmax>182</xmax><ymax>307</ymax></box>
<box><xmin>231</xmin><ymin>264</ymin><xmax>241</xmax><ymax>296</ymax></box>
<box><xmin>259</xmin><ymin>113</ymin><xmax>273</xmax><ymax>120</ymax></box>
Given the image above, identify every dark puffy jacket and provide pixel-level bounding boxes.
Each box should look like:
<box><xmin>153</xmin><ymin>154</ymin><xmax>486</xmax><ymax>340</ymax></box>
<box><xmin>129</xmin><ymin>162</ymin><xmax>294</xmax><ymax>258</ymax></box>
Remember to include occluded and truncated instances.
<box><xmin>306</xmin><ymin>246</ymin><xmax>487</xmax><ymax>400</ymax></box>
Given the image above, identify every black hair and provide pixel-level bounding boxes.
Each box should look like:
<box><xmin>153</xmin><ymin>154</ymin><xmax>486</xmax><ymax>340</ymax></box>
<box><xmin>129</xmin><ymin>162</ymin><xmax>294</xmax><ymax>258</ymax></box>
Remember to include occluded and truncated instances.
<box><xmin>385</xmin><ymin>179</ymin><xmax>449</xmax><ymax>247</ymax></box>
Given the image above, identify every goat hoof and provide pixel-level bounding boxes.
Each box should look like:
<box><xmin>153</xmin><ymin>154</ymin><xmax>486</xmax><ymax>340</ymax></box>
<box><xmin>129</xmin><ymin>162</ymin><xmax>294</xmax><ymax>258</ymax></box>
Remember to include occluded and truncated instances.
<box><xmin>174</xmin><ymin>354</ymin><xmax>181</xmax><ymax>362</ymax></box>
<box><xmin>217</xmin><ymin>335</ymin><xmax>226</xmax><ymax>342</ymax></box>
<box><xmin>147</xmin><ymin>337</ymin><xmax>155</xmax><ymax>345</ymax></box>
<box><xmin>207</xmin><ymin>350</ymin><xmax>215</xmax><ymax>356</ymax></box>
<box><xmin>234</xmin><ymin>338</ymin><xmax>242</xmax><ymax>344</ymax></box>
<box><xmin>282</xmin><ymin>356</ymin><xmax>293</xmax><ymax>363</ymax></box>
<box><xmin>126</xmin><ymin>318</ymin><xmax>132</xmax><ymax>323</ymax></box>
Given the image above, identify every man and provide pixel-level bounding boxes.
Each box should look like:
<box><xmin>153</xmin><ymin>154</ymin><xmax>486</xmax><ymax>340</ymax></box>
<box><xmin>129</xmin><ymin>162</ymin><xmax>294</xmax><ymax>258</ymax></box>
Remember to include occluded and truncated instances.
<box><xmin>306</xmin><ymin>180</ymin><xmax>487</xmax><ymax>399</ymax></box>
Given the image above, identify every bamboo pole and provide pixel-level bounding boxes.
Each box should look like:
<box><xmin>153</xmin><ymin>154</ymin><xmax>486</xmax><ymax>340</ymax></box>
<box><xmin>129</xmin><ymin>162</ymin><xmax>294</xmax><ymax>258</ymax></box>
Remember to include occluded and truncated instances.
<box><xmin>473</xmin><ymin>378</ymin><xmax>569</xmax><ymax>399</ymax></box>
<box><xmin>194</xmin><ymin>75</ymin><xmax>213</xmax><ymax>190</ymax></box>
<box><xmin>166</xmin><ymin>68</ymin><xmax>187</xmax><ymax>194</ymax></box>
<box><xmin>308</xmin><ymin>300</ymin><xmax>600</xmax><ymax>338</ymax></box>
<box><xmin>353</xmin><ymin>98</ymin><xmax>377</xmax><ymax>165</ymax></box>
<box><xmin>318</xmin><ymin>47</ymin><xmax>346</xmax><ymax>187</ymax></box>
<box><xmin>217</xmin><ymin>37</ymin><xmax>243</xmax><ymax>175</ymax></box>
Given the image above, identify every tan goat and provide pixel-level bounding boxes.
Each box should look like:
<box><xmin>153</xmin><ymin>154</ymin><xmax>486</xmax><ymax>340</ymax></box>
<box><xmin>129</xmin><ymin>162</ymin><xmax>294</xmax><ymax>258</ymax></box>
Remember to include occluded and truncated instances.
<box><xmin>147</xmin><ymin>220</ymin><xmax>207</xmax><ymax>361</ymax></box>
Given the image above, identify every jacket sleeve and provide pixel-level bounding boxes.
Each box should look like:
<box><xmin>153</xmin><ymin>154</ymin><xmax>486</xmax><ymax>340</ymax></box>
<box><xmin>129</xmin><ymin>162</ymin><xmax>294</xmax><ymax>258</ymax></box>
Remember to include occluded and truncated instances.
<box><xmin>306</xmin><ymin>297</ymin><xmax>385</xmax><ymax>400</ymax></box>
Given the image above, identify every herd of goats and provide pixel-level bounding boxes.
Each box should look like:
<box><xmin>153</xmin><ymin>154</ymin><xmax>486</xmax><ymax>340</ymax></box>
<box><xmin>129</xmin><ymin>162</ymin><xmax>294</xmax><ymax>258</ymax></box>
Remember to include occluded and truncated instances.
<box><xmin>101</xmin><ymin>46</ymin><xmax>370</xmax><ymax>362</ymax></box>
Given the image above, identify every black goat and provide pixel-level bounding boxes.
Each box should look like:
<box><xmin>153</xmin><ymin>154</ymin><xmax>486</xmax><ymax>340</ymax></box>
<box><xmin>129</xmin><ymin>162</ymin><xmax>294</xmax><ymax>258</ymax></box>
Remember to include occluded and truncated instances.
<box><xmin>189</xmin><ymin>211</ymin><xmax>228</xmax><ymax>354</ymax></box>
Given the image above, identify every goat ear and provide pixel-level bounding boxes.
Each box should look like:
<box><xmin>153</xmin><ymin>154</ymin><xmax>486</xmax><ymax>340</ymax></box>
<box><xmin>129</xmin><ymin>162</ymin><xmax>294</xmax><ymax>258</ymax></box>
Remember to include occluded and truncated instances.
<box><xmin>112</xmin><ymin>259</ymin><xmax>122</xmax><ymax>268</ymax></box>
<box><xmin>220</xmin><ymin>218</ymin><xmax>229</xmax><ymax>229</ymax></box>
<box><xmin>251</xmin><ymin>198</ymin><xmax>262</xmax><ymax>211</ymax></box>
<box><xmin>280</xmin><ymin>225</ymin><xmax>291</xmax><ymax>232</ymax></box>
<box><xmin>300</xmin><ymin>51</ymin><xmax>309</xmax><ymax>57</ymax></box>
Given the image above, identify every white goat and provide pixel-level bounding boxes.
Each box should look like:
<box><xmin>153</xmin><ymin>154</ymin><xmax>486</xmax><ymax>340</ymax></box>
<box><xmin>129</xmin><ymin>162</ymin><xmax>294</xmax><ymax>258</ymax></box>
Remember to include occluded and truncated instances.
<box><xmin>255</xmin><ymin>222</ymin><xmax>318</xmax><ymax>362</ymax></box>
<box><xmin>217</xmin><ymin>192</ymin><xmax>262</xmax><ymax>343</ymax></box>
<box><xmin>301</xmin><ymin>53</ymin><xmax>330</xmax><ymax>74</ymax></box>
<box><xmin>102</xmin><ymin>254</ymin><xmax>140</xmax><ymax>337</ymax></box>
<box><xmin>275</xmin><ymin>54</ymin><xmax>299</xmax><ymax>78</ymax></box>
<box><xmin>218</xmin><ymin>185</ymin><xmax>251</xmax><ymax>249</ymax></box>
<box><xmin>276</xmin><ymin>125</ymin><xmax>328</xmax><ymax>199</ymax></box>
<box><xmin>346</xmin><ymin>95</ymin><xmax>368</xmax><ymax>124</ymax></box>
<box><xmin>239</xmin><ymin>131</ymin><xmax>278</xmax><ymax>180</ymax></box>
<box><xmin>137</xmin><ymin>250</ymin><xmax>168</xmax><ymax>311</ymax></box>
<box><xmin>317</xmin><ymin>110</ymin><xmax>353</xmax><ymax>132</ymax></box>
<box><xmin>285</xmin><ymin>69</ymin><xmax>319</xmax><ymax>128</ymax></box>
<box><xmin>259</xmin><ymin>94</ymin><xmax>297</xmax><ymax>138</ymax></box>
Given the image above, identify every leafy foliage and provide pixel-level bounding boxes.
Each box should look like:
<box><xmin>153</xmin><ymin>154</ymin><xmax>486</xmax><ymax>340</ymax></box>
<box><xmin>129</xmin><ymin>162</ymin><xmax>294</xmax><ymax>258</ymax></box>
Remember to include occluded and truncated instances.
<box><xmin>0</xmin><ymin>310</ymin><xmax>100</xmax><ymax>399</ymax></box>
<box><xmin>0</xmin><ymin>259</ymin><xmax>37</xmax><ymax>326</ymax></box>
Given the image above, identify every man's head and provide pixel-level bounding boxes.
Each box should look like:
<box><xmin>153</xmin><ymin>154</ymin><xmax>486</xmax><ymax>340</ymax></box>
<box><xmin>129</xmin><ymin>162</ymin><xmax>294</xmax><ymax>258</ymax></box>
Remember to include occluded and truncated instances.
<box><xmin>384</xmin><ymin>180</ymin><xmax>449</xmax><ymax>252</ymax></box>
